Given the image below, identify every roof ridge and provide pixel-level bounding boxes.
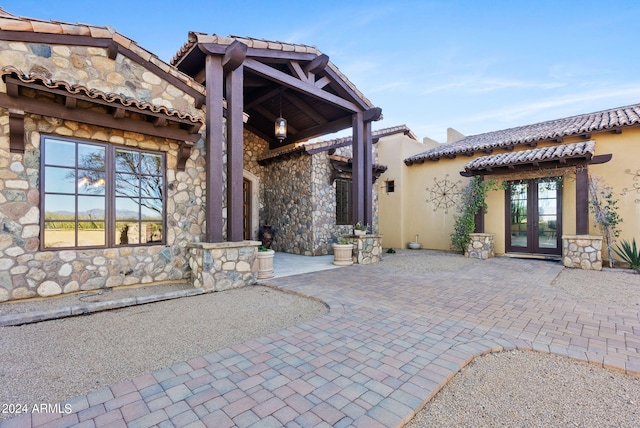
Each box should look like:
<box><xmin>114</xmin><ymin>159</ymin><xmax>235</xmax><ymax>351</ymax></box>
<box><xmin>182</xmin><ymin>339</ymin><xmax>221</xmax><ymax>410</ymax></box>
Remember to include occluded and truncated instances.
<box><xmin>406</xmin><ymin>102</ymin><xmax>640</xmax><ymax>165</ymax></box>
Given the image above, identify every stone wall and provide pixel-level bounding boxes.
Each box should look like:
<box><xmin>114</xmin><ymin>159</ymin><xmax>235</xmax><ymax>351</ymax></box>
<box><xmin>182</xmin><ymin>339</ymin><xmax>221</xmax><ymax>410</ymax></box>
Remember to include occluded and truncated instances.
<box><xmin>465</xmin><ymin>233</ymin><xmax>495</xmax><ymax>259</ymax></box>
<box><xmin>349</xmin><ymin>234</ymin><xmax>383</xmax><ymax>264</ymax></box>
<box><xmin>562</xmin><ymin>235</ymin><xmax>603</xmax><ymax>271</ymax></box>
<box><xmin>187</xmin><ymin>241</ymin><xmax>260</xmax><ymax>291</ymax></box>
<box><xmin>0</xmin><ymin>40</ymin><xmax>206</xmax><ymax>302</ymax></box>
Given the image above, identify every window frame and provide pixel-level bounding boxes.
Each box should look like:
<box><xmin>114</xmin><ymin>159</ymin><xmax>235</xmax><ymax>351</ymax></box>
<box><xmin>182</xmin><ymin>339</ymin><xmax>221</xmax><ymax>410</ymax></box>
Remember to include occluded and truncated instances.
<box><xmin>40</xmin><ymin>135</ymin><xmax>166</xmax><ymax>250</ymax></box>
<box><xmin>335</xmin><ymin>178</ymin><xmax>352</xmax><ymax>226</ymax></box>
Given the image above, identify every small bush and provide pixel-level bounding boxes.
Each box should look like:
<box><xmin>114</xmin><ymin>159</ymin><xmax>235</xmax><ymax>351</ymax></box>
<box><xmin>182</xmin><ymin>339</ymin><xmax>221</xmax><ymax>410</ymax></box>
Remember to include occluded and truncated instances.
<box><xmin>614</xmin><ymin>238</ymin><xmax>640</xmax><ymax>273</ymax></box>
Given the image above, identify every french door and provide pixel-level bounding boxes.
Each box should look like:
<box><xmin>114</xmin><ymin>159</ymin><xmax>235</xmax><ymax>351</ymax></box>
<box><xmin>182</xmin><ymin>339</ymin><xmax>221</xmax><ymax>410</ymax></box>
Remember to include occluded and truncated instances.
<box><xmin>506</xmin><ymin>178</ymin><xmax>562</xmax><ymax>255</ymax></box>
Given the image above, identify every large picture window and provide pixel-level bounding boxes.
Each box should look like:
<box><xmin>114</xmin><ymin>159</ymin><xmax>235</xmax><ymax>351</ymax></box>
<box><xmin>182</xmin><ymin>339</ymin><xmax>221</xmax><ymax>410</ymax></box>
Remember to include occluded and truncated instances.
<box><xmin>335</xmin><ymin>178</ymin><xmax>352</xmax><ymax>225</ymax></box>
<box><xmin>41</xmin><ymin>136</ymin><xmax>165</xmax><ymax>249</ymax></box>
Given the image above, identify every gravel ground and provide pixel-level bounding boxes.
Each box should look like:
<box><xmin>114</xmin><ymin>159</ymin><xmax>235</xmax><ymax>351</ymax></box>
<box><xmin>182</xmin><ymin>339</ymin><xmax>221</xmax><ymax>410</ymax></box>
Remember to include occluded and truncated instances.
<box><xmin>1</xmin><ymin>251</ymin><xmax>640</xmax><ymax>427</ymax></box>
<box><xmin>0</xmin><ymin>286</ymin><xmax>327</xmax><ymax>421</ymax></box>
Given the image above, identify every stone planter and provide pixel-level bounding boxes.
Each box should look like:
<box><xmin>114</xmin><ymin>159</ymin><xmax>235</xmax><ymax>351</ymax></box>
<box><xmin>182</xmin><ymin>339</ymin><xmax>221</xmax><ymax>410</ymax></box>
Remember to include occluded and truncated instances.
<box><xmin>332</xmin><ymin>243</ymin><xmax>354</xmax><ymax>266</ymax></box>
<box><xmin>465</xmin><ymin>233</ymin><xmax>495</xmax><ymax>259</ymax></box>
<box><xmin>257</xmin><ymin>249</ymin><xmax>275</xmax><ymax>279</ymax></box>
<box><xmin>354</xmin><ymin>229</ymin><xmax>367</xmax><ymax>236</ymax></box>
<box><xmin>408</xmin><ymin>242</ymin><xmax>421</xmax><ymax>249</ymax></box>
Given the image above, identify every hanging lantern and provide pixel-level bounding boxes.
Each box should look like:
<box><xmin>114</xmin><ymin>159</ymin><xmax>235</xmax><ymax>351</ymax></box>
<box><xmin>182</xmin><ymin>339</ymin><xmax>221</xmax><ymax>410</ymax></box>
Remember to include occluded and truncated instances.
<box><xmin>274</xmin><ymin>116</ymin><xmax>287</xmax><ymax>141</ymax></box>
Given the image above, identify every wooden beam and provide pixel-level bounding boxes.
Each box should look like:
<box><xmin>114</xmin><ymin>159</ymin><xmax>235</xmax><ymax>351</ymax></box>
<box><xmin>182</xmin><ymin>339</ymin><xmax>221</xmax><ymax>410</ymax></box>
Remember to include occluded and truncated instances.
<box><xmin>204</xmin><ymin>55</ymin><xmax>225</xmax><ymax>242</ymax></box>
<box><xmin>226</xmin><ymin>63</ymin><xmax>245</xmax><ymax>242</ymax></box>
<box><xmin>281</xmin><ymin>91</ymin><xmax>328</xmax><ymax>125</ymax></box>
<box><xmin>576</xmin><ymin>167</ymin><xmax>589</xmax><ymax>234</ymax></box>
<box><xmin>322</xmin><ymin>66</ymin><xmax>371</xmax><ymax>111</ymax></box>
<box><xmin>284</xmin><ymin>116</ymin><xmax>352</xmax><ymax>144</ymax></box>
<box><xmin>9</xmin><ymin>110</ymin><xmax>25</xmax><ymax>154</ymax></box>
<box><xmin>176</xmin><ymin>142</ymin><xmax>193</xmax><ymax>171</ymax></box>
<box><xmin>0</xmin><ymin>93</ymin><xmax>201</xmax><ymax>143</ymax></box>
<box><xmin>107</xmin><ymin>41</ymin><xmax>119</xmax><ymax>60</ymax></box>
<box><xmin>314</xmin><ymin>76</ymin><xmax>331</xmax><ymax>89</ymax></box>
<box><xmin>305</xmin><ymin>54</ymin><xmax>329</xmax><ymax>75</ymax></box>
<box><xmin>65</xmin><ymin>96</ymin><xmax>77</xmax><ymax>109</ymax></box>
<box><xmin>244</xmin><ymin>58</ymin><xmax>360</xmax><ymax>112</ymax></box>
<box><xmin>351</xmin><ymin>112</ymin><xmax>365</xmax><ymax>224</ymax></box>
<box><xmin>288</xmin><ymin>61</ymin><xmax>309</xmax><ymax>83</ymax></box>
<box><xmin>363</xmin><ymin>120</ymin><xmax>373</xmax><ymax>227</ymax></box>
<box><xmin>222</xmin><ymin>40</ymin><xmax>247</xmax><ymax>73</ymax></box>
<box><xmin>363</xmin><ymin>107</ymin><xmax>382</xmax><ymax>122</ymax></box>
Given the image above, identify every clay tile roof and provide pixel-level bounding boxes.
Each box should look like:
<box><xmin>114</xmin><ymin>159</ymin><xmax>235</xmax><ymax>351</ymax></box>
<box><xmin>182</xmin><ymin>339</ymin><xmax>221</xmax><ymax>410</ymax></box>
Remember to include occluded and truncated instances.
<box><xmin>0</xmin><ymin>8</ymin><xmax>202</xmax><ymax>93</ymax></box>
<box><xmin>464</xmin><ymin>140</ymin><xmax>596</xmax><ymax>172</ymax></box>
<box><xmin>171</xmin><ymin>32</ymin><xmax>373</xmax><ymax>109</ymax></box>
<box><xmin>405</xmin><ymin>103</ymin><xmax>640</xmax><ymax>165</ymax></box>
<box><xmin>257</xmin><ymin>125</ymin><xmax>415</xmax><ymax>163</ymax></box>
<box><xmin>1</xmin><ymin>65</ymin><xmax>204</xmax><ymax>124</ymax></box>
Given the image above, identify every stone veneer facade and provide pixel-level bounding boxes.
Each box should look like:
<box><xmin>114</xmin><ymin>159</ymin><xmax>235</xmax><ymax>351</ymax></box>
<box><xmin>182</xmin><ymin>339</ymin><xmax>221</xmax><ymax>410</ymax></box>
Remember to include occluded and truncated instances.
<box><xmin>562</xmin><ymin>235</ymin><xmax>603</xmax><ymax>271</ymax></box>
<box><xmin>465</xmin><ymin>233</ymin><xmax>495</xmax><ymax>260</ymax></box>
<box><xmin>0</xmin><ymin>39</ymin><xmax>381</xmax><ymax>302</ymax></box>
<box><xmin>349</xmin><ymin>234</ymin><xmax>383</xmax><ymax>264</ymax></box>
<box><xmin>187</xmin><ymin>241</ymin><xmax>260</xmax><ymax>291</ymax></box>
<box><xmin>0</xmin><ymin>40</ymin><xmax>207</xmax><ymax>302</ymax></box>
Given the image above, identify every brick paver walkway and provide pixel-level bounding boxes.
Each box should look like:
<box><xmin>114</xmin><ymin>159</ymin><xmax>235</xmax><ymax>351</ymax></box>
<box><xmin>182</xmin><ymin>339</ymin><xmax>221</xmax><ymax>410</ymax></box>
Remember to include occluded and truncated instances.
<box><xmin>3</xmin><ymin>257</ymin><xmax>639</xmax><ymax>427</ymax></box>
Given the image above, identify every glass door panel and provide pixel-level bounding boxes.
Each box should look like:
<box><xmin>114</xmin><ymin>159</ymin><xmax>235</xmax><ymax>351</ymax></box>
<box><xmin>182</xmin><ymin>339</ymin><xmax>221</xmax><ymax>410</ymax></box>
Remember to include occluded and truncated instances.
<box><xmin>537</xmin><ymin>180</ymin><xmax>559</xmax><ymax>250</ymax></box>
<box><xmin>509</xmin><ymin>183</ymin><xmax>528</xmax><ymax>248</ymax></box>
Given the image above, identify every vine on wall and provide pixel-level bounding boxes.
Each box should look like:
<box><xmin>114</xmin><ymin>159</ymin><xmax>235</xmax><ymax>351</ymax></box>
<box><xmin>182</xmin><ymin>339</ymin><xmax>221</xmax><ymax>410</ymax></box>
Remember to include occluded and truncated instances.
<box><xmin>450</xmin><ymin>177</ymin><xmax>493</xmax><ymax>252</ymax></box>
<box><xmin>588</xmin><ymin>174</ymin><xmax>622</xmax><ymax>268</ymax></box>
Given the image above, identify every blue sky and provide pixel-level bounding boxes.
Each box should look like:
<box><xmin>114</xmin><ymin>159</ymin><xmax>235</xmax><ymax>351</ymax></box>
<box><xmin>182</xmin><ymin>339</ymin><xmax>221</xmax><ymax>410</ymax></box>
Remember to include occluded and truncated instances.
<box><xmin>4</xmin><ymin>0</ymin><xmax>640</xmax><ymax>142</ymax></box>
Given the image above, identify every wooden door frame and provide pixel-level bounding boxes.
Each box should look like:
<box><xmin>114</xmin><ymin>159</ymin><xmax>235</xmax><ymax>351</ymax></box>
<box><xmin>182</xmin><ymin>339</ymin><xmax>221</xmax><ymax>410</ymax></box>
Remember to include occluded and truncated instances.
<box><xmin>242</xmin><ymin>170</ymin><xmax>260</xmax><ymax>241</ymax></box>
<box><xmin>505</xmin><ymin>178</ymin><xmax>562</xmax><ymax>256</ymax></box>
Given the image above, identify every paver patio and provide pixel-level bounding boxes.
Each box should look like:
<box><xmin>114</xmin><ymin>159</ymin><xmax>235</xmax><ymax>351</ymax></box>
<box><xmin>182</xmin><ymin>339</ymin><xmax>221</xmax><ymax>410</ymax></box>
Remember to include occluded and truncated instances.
<box><xmin>3</xmin><ymin>256</ymin><xmax>639</xmax><ymax>428</ymax></box>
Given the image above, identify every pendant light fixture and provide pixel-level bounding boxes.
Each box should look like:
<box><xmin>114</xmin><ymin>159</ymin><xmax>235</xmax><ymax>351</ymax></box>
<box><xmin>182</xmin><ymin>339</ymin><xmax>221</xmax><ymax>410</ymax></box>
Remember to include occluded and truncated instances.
<box><xmin>274</xmin><ymin>90</ymin><xmax>287</xmax><ymax>142</ymax></box>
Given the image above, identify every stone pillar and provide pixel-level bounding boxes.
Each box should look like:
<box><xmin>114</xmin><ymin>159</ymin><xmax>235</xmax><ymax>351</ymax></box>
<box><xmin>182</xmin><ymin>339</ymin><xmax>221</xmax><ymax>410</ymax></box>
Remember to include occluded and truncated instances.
<box><xmin>349</xmin><ymin>234</ymin><xmax>383</xmax><ymax>264</ymax></box>
<box><xmin>465</xmin><ymin>233</ymin><xmax>495</xmax><ymax>259</ymax></box>
<box><xmin>562</xmin><ymin>235</ymin><xmax>603</xmax><ymax>271</ymax></box>
<box><xmin>187</xmin><ymin>241</ymin><xmax>261</xmax><ymax>291</ymax></box>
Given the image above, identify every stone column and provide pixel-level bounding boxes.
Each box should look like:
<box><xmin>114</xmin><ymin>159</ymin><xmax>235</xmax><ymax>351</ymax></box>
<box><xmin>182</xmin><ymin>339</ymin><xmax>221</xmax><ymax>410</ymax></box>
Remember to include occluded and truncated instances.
<box><xmin>562</xmin><ymin>235</ymin><xmax>603</xmax><ymax>271</ymax></box>
<box><xmin>465</xmin><ymin>233</ymin><xmax>495</xmax><ymax>259</ymax></box>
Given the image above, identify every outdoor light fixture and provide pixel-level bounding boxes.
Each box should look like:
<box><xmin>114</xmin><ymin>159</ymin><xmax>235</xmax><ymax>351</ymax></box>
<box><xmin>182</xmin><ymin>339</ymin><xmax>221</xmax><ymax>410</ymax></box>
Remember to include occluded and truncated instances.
<box><xmin>274</xmin><ymin>116</ymin><xmax>287</xmax><ymax>141</ymax></box>
<box><xmin>274</xmin><ymin>91</ymin><xmax>287</xmax><ymax>142</ymax></box>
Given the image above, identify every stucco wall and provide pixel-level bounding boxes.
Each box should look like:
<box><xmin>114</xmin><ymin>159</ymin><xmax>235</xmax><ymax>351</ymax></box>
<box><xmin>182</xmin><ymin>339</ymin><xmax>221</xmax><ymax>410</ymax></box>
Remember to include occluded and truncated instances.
<box><xmin>382</xmin><ymin>128</ymin><xmax>640</xmax><ymax>259</ymax></box>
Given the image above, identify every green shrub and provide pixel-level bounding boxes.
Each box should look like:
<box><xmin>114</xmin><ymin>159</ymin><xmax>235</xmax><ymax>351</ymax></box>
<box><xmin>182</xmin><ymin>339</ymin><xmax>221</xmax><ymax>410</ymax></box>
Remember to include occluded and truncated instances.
<box><xmin>614</xmin><ymin>238</ymin><xmax>640</xmax><ymax>273</ymax></box>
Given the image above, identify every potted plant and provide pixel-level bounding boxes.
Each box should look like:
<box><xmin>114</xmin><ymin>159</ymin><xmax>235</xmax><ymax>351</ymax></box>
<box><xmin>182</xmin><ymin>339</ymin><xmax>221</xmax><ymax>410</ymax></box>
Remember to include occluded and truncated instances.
<box><xmin>332</xmin><ymin>238</ymin><xmax>354</xmax><ymax>266</ymax></box>
<box><xmin>354</xmin><ymin>222</ymin><xmax>368</xmax><ymax>236</ymax></box>
<box><xmin>257</xmin><ymin>245</ymin><xmax>275</xmax><ymax>279</ymax></box>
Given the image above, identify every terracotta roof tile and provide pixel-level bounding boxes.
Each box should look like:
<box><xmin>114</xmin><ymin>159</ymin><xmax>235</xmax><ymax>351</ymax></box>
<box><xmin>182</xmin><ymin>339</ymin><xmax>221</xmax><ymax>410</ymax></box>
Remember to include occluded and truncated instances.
<box><xmin>257</xmin><ymin>124</ymin><xmax>416</xmax><ymax>163</ymax></box>
<box><xmin>0</xmin><ymin>8</ymin><xmax>203</xmax><ymax>95</ymax></box>
<box><xmin>464</xmin><ymin>141</ymin><xmax>596</xmax><ymax>172</ymax></box>
<box><xmin>171</xmin><ymin>33</ymin><xmax>372</xmax><ymax>108</ymax></box>
<box><xmin>1</xmin><ymin>65</ymin><xmax>204</xmax><ymax>125</ymax></box>
<box><xmin>405</xmin><ymin>103</ymin><xmax>640</xmax><ymax>165</ymax></box>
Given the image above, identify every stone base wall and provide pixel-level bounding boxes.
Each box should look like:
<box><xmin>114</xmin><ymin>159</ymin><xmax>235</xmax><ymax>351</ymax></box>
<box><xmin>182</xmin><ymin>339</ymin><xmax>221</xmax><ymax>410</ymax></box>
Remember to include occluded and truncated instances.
<box><xmin>188</xmin><ymin>241</ymin><xmax>260</xmax><ymax>291</ymax></box>
<box><xmin>562</xmin><ymin>235</ymin><xmax>603</xmax><ymax>271</ymax></box>
<box><xmin>465</xmin><ymin>233</ymin><xmax>495</xmax><ymax>259</ymax></box>
<box><xmin>348</xmin><ymin>234</ymin><xmax>383</xmax><ymax>264</ymax></box>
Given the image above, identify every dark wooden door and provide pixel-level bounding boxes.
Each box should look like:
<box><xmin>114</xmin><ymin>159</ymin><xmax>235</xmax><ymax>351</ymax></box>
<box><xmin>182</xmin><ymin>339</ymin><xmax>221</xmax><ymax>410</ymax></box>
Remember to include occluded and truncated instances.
<box><xmin>506</xmin><ymin>178</ymin><xmax>562</xmax><ymax>255</ymax></box>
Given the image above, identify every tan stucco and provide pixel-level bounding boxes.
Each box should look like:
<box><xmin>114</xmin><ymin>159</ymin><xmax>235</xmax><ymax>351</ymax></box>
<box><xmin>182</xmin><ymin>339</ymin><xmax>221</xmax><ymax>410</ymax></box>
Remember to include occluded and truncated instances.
<box><xmin>379</xmin><ymin>126</ymin><xmax>640</xmax><ymax>260</ymax></box>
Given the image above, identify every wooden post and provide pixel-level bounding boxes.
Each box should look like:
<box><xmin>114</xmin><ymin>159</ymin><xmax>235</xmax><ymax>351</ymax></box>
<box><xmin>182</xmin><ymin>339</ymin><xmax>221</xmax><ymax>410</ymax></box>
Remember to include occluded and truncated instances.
<box><xmin>351</xmin><ymin>112</ymin><xmax>364</xmax><ymax>225</ymax></box>
<box><xmin>204</xmin><ymin>55</ymin><xmax>224</xmax><ymax>242</ymax></box>
<box><xmin>576</xmin><ymin>166</ymin><xmax>589</xmax><ymax>234</ymax></box>
<box><xmin>363</xmin><ymin>120</ymin><xmax>373</xmax><ymax>227</ymax></box>
<box><xmin>225</xmin><ymin>65</ymin><xmax>244</xmax><ymax>242</ymax></box>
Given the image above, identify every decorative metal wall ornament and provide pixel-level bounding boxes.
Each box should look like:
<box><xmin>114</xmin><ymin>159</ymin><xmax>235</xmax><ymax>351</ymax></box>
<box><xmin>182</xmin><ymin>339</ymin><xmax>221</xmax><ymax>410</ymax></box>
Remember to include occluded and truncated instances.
<box><xmin>621</xmin><ymin>168</ymin><xmax>640</xmax><ymax>204</ymax></box>
<box><xmin>426</xmin><ymin>174</ymin><xmax>462</xmax><ymax>213</ymax></box>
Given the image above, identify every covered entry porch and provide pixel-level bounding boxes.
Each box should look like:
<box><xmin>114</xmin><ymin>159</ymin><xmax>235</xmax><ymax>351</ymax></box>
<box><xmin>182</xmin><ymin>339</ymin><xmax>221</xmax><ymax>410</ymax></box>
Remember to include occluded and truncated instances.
<box><xmin>172</xmin><ymin>34</ymin><xmax>382</xmax><ymax>289</ymax></box>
